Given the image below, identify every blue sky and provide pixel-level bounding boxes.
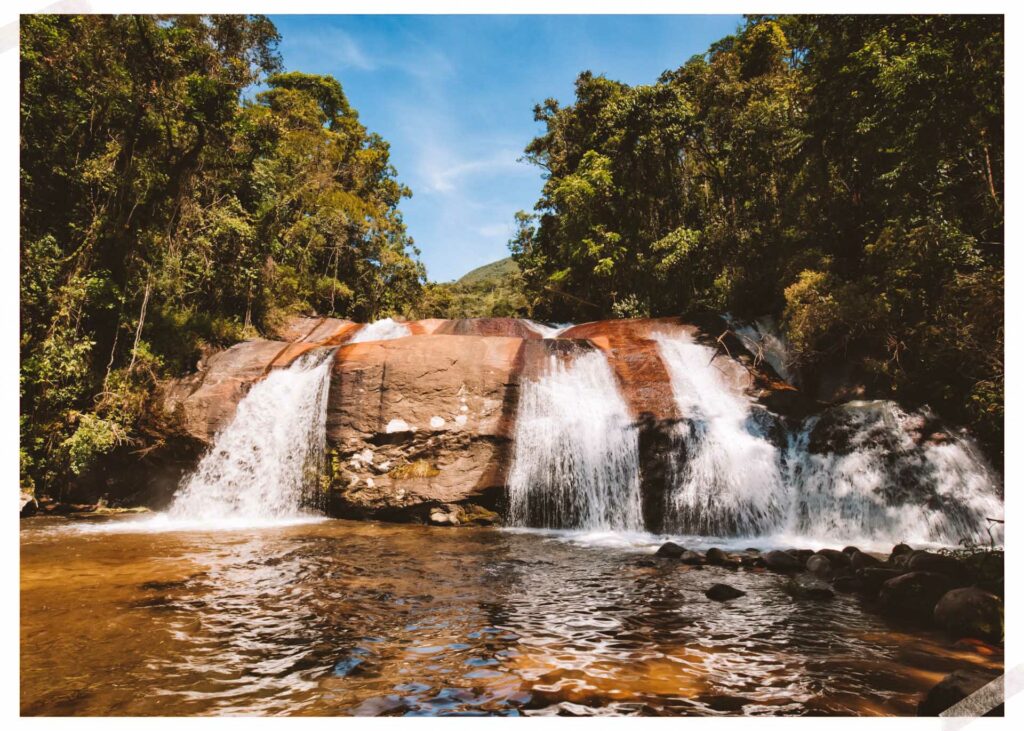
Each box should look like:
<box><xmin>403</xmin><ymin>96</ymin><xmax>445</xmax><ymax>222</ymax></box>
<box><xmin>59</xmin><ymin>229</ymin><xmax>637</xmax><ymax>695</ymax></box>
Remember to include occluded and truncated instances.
<box><xmin>270</xmin><ymin>15</ymin><xmax>743</xmax><ymax>282</ymax></box>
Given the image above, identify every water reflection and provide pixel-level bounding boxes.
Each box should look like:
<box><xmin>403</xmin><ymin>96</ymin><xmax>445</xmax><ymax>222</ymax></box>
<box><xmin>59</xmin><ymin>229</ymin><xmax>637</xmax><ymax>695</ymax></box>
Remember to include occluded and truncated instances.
<box><xmin>21</xmin><ymin>518</ymin><xmax>1001</xmax><ymax>716</ymax></box>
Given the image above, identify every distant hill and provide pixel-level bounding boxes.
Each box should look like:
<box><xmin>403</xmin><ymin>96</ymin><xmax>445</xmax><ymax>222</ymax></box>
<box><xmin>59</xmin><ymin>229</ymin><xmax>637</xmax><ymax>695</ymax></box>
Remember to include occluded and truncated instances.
<box><xmin>456</xmin><ymin>257</ymin><xmax>519</xmax><ymax>286</ymax></box>
<box><xmin>414</xmin><ymin>257</ymin><xmax>527</xmax><ymax>319</ymax></box>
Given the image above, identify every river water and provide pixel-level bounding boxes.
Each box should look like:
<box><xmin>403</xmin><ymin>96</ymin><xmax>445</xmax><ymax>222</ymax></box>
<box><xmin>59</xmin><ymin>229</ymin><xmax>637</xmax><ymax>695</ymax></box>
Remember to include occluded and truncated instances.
<box><xmin>20</xmin><ymin>516</ymin><xmax>1002</xmax><ymax>716</ymax></box>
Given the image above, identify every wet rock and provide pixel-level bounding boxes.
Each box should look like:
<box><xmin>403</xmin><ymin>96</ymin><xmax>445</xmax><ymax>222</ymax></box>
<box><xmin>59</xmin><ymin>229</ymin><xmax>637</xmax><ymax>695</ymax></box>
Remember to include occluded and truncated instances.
<box><xmin>849</xmin><ymin>550</ymin><xmax>884</xmax><ymax>572</ymax></box>
<box><xmin>918</xmin><ymin>669</ymin><xmax>1003</xmax><ymax>716</ymax></box>
<box><xmin>889</xmin><ymin>543</ymin><xmax>914</xmax><ymax>566</ymax></box>
<box><xmin>786</xmin><ymin>548</ymin><xmax>814</xmax><ymax>564</ymax></box>
<box><xmin>841</xmin><ymin>545</ymin><xmax>860</xmax><ymax>556</ymax></box>
<box><xmin>933</xmin><ymin>587</ymin><xmax>1003</xmax><ymax>644</ymax></box>
<box><xmin>806</xmin><ymin>554</ymin><xmax>836</xmax><ymax>581</ymax></box>
<box><xmin>878</xmin><ymin>571</ymin><xmax>952</xmax><ymax>621</ymax></box>
<box><xmin>860</xmin><ymin>567</ymin><xmax>907</xmax><ymax>596</ymax></box>
<box><xmin>764</xmin><ymin>550</ymin><xmax>803</xmax><ymax>573</ymax></box>
<box><xmin>906</xmin><ymin>551</ymin><xmax>969</xmax><ymax>584</ymax></box>
<box><xmin>739</xmin><ymin>554</ymin><xmax>765</xmax><ymax>569</ymax></box>
<box><xmin>815</xmin><ymin>548</ymin><xmax>851</xmax><ymax>567</ymax></box>
<box><xmin>705</xmin><ymin>547</ymin><xmax>728</xmax><ymax>565</ymax></box>
<box><xmin>428</xmin><ymin>508</ymin><xmax>456</xmax><ymax>526</ymax></box>
<box><xmin>654</xmin><ymin>541</ymin><xmax>685</xmax><ymax>558</ymax></box>
<box><xmin>20</xmin><ymin>492</ymin><xmax>38</xmax><ymax>518</ymax></box>
<box><xmin>456</xmin><ymin>504</ymin><xmax>500</xmax><ymax>526</ymax></box>
<box><xmin>784</xmin><ymin>574</ymin><xmax>834</xmax><ymax>600</ymax></box>
<box><xmin>832</xmin><ymin>575</ymin><xmax>865</xmax><ymax>594</ymax></box>
<box><xmin>680</xmin><ymin>550</ymin><xmax>705</xmax><ymax>565</ymax></box>
<box><xmin>705</xmin><ymin>584</ymin><xmax>746</xmax><ymax>601</ymax></box>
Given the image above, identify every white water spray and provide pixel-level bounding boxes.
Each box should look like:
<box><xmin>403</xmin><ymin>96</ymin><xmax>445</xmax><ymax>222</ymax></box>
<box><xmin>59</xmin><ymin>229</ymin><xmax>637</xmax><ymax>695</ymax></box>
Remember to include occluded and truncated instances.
<box><xmin>654</xmin><ymin>332</ymin><xmax>785</xmax><ymax>536</ymax></box>
<box><xmin>522</xmin><ymin>320</ymin><xmax>574</xmax><ymax>339</ymax></box>
<box><xmin>349</xmin><ymin>318</ymin><xmax>410</xmax><ymax>343</ymax></box>
<box><xmin>783</xmin><ymin>401</ymin><xmax>1004</xmax><ymax>545</ymax></box>
<box><xmin>506</xmin><ymin>349</ymin><xmax>643</xmax><ymax>531</ymax></box>
<box><xmin>166</xmin><ymin>349</ymin><xmax>335</xmax><ymax>524</ymax></box>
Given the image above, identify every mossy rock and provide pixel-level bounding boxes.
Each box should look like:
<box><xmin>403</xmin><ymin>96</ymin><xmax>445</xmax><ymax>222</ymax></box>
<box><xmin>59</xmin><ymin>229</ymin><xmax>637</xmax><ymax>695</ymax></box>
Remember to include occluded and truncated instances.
<box><xmin>457</xmin><ymin>503</ymin><xmax>500</xmax><ymax>526</ymax></box>
<box><xmin>388</xmin><ymin>460</ymin><xmax>440</xmax><ymax>480</ymax></box>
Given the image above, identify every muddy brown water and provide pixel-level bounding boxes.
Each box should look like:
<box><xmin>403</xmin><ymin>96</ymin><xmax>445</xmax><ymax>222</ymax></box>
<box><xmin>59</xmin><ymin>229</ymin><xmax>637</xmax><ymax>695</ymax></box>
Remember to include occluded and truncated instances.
<box><xmin>21</xmin><ymin>517</ymin><xmax>1002</xmax><ymax>716</ymax></box>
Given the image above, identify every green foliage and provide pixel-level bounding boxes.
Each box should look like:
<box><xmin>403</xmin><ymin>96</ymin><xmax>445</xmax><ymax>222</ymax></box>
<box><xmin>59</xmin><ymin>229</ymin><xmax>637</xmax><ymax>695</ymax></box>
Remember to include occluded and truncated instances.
<box><xmin>20</xmin><ymin>15</ymin><xmax>425</xmax><ymax>494</ymax></box>
<box><xmin>513</xmin><ymin>15</ymin><xmax>1003</xmax><ymax>462</ymax></box>
<box><xmin>411</xmin><ymin>258</ymin><xmax>529</xmax><ymax>319</ymax></box>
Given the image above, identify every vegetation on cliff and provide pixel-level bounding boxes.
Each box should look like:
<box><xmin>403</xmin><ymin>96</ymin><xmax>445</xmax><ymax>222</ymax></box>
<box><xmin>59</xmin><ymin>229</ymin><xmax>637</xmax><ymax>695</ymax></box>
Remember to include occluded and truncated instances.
<box><xmin>511</xmin><ymin>15</ymin><xmax>1003</xmax><ymax>460</ymax></box>
<box><xmin>20</xmin><ymin>15</ymin><xmax>424</xmax><ymax>494</ymax></box>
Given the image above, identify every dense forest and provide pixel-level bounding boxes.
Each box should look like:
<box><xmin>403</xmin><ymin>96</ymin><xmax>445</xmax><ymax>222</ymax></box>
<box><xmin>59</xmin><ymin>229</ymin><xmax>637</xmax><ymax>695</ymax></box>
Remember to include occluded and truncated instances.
<box><xmin>512</xmin><ymin>15</ymin><xmax>1004</xmax><ymax>461</ymax></box>
<box><xmin>20</xmin><ymin>15</ymin><xmax>424</xmax><ymax>494</ymax></box>
<box><xmin>20</xmin><ymin>14</ymin><xmax>1003</xmax><ymax>495</ymax></box>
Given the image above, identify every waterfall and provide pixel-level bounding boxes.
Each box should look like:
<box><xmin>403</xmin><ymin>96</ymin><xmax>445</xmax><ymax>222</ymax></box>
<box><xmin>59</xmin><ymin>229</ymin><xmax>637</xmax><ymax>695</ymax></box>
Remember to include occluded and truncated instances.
<box><xmin>506</xmin><ymin>349</ymin><xmax>643</xmax><ymax>531</ymax></box>
<box><xmin>349</xmin><ymin>318</ymin><xmax>410</xmax><ymax>343</ymax></box>
<box><xmin>522</xmin><ymin>320</ymin><xmax>574</xmax><ymax>339</ymax></box>
<box><xmin>653</xmin><ymin>332</ymin><xmax>786</xmax><ymax>536</ymax></box>
<box><xmin>167</xmin><ymin>348</ymin><xmax>335</xmax><ymax>524</ymax></box>
<box><xmin>783</xmin><ymin>401</ymin><xmax>1004</xmax><ymax>546</ymax></box>
<box><xmin>729</xmin><ymin>315</ymin><xmax>797</xmax><ymax>385</ymax></box>
<box><xmin>652</xmin><ymin>331</ymin><xmax>1002</xmax><ymax>545</ymax></box>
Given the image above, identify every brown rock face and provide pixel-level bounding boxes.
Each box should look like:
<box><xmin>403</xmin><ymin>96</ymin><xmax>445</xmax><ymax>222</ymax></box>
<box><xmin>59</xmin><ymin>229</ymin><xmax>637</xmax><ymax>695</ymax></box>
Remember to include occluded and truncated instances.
<box><xmin>274</xmin><ymin>316</ymin><xmax>360</xmax><ymax>345</ymax></box>
<box><xmin>157</xmin><ymin>314</ymin><xmax>809</xmax><ymax>525</ymax></box>
<box><xmin>326</xmin><ymin>334</ymin><xmax>526</xmax><ymax>520</ymax></box>
<box><xmin>434</xmin><ymin>317</ymin><xmax>542</xmax><ymax>339</ymax></box>
<box><xmin>162</xmin><ymin>339</ymin><xmax>324</xmax><ymax>444</ymax></box>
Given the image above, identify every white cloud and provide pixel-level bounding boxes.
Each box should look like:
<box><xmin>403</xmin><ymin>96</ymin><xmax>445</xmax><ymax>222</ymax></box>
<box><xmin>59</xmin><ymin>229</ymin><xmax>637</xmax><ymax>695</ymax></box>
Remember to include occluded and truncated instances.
<box><xmin>420</xmin><ymin>148</ymin><xmax>531</xmax><ymax>194</ymax></box>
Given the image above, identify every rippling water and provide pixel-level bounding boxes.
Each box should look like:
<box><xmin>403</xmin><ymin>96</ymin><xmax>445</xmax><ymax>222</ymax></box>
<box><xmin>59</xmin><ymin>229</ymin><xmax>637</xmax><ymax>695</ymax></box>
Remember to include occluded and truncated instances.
<box><xmin>21</xmin><ymin>517</ymin><xmax>1002</xmax><ymax>716</ymax></box>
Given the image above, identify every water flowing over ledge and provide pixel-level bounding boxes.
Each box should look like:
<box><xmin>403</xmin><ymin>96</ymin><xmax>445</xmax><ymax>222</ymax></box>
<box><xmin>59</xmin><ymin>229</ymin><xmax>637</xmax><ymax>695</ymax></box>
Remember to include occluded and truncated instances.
<box><xmin>506</xmin><ymin>349</ymin><xmax>643</xmax><ymax>531</ymax></box>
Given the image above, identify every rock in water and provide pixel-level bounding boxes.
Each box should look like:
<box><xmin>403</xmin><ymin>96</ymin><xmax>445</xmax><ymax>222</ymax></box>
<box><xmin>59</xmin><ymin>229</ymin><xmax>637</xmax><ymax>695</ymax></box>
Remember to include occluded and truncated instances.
<box><xmin>933</xmin><ymin>587</ymin><xmax>1003</xmax><ymax>644</ymax></box>
<box><xmin>806</xmin><ymin>554</ymin><xmax>836</xmax><ymax>580</ymax></box>
<box><xmin>878</xmin><ymin>572</ymin><xmax>952</xmax><ymax>621</ymax></box>
<box><xmin>849</xmin><ymin>550</ymin><xmax>883</xmax><ymax>572</ymax></box>
<box><xmin>906</xmin><ymin>551</ymin><xmax>969</xmax><ymax>584</ymax></box>
<box><xmin>654</xmin><ymin>541</ymin><xmax>685</xmax><ymax>558</ymax></box>
<box><xmin>784</xmin><ymin>574</ymin><xmax>835</xmax><ymax>600</ymax></box>
<box><xmin>705</xmin><ymin>584</ymin><xmax>746</xmax><ymax>601</ymax></box>
<box><xmin>765</xmin><ymin>550</ymin><xmax>802</xmax><ymax>573</ymax></box>
<box><xmin>681</xmin><ymin>550</ymin><xmax>705</xmax><ymax>566</ymax></box>
<box><xmin>918</xmin><ymin>670</ymin><xmax>1002</xmax><ymax>716</ymax></box>
<box><xmin>20</xmin><ymin>492</ymin><xmax>38</xmax><ymax>518</ymax></box>
<box><xmin>705</xmin><ymin>547</ymin><xmax>728</xmax><ymax>565</ymax></box>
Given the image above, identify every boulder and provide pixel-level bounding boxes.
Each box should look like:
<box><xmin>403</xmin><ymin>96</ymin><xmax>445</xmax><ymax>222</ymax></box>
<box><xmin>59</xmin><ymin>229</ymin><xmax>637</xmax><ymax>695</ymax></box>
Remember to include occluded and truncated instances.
<box><xmin>842</xmin><ymin>545</ymin><xmax>861</xmax><ymax>556</ymax></box>
<box><xmin>705</xmin><ymin>547</ymin><xmax>728</xmax><ymax>565</ymax></box>
<box><xmin>705</xmin><ymin>584</ymin><xmax>746</xmax><ymax>601</ymax></box>
<box><xmin>764</xmin><ymin>550</ymin><xmax>803</xmax><ymax>573</ymax></box>
<box><xmin>832</xmin><ymin>575</ymin><xmax>866</xmax><ymax>594</ymax></box>
<box><xmin>918</xmin><ymin>670</ymin><xmax>1002</xmax><ymax>716</ymax></box>
<box><xmin>787</xmin><ymin>548</ymin><xmax>814</xmax><ymax>564</ymax></box>
<box><xmin>906</xmin><ymin>551</ymin><xmax>969</xmax><ymax>584</ymax></box>
<box><xmin>806</xmin><ymin>554</ymin><xmax>836</xmax><ymax>580</ymax></box>
<box><xmin>849</xmin><ymin>550</ymin><xmax>884</xmax><ymax>572</ymax></box>
<box><xmin>933</xmin><ymin>587</ymin><xmax>1003</xmax><ymax>644</ymax></box>
<box><xmin>20</xmin><ymin>492</ymin><xmax>38</xmax><ymax>518</ymax></box>
<box><xmin>815</xmin><ymin>548</ymin><xmax>851</xmax><ymax>567</ymax></box>
<box><xmin>859</xmin><ymin>567</ymin><xmax>907</xmax><ymax>596</ymax></box>
<box><xmin>784</xmin><ymin>574</ymin><xmax>835</xmax><ymax>600</ymax></box>
<box><xmin>680</xmin><ymin>550</ymin><xmax>705</xmax><ymax>565</ymax></box>
<box><xmin>889</xmin><ymin>543</ymin><xmax>914</xmax><ymax>565</ymax></box>
<box><xmin>878</xmin><ymin>571</ymin><xmax>952</xmax><ymax>621</ymax></box>
<box><xmin>655</xmin><ymin>541</ymin><xmax>685</xmax><ymax>558</ymax></box>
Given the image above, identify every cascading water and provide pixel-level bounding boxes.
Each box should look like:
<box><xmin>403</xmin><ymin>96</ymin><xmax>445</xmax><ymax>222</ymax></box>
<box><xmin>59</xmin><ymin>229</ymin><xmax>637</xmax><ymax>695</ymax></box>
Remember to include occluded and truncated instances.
<box><xmin>167</xmin><ymin>348</ymin><xmax>335</xmax><ymax>524</ymax></box>
<box><xmin>653</xmin><ymin>330</ymin><xmax>1003</xmax><ymax>545</ymax></box>
<box><xmin>783</xmin><ymin>401</ymin><xmax>1004</xmax><ymax>546</ymax></box>
<box><xmin>522</xmin><ymin>320</ymin><xmax>574</xmax><ymax>339</ymax></box>
<box><xmin>349</xmin><ymin>317</ymin><xmax>410</xmax><ymax>343</ymax></box>
<box><xmin>653</xmin><ymin>332</ymin><xmax>786</xmax><ymax>536</ymax></box>
<box><xmin>729</xmin><ymin>315</ymin><xmax>796</xmax><ymax>385</ymax></box>
<box><xmin>506</xmin><ymin>349</ymin><xmax>643</xmax><ymax>531</ymax></box>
